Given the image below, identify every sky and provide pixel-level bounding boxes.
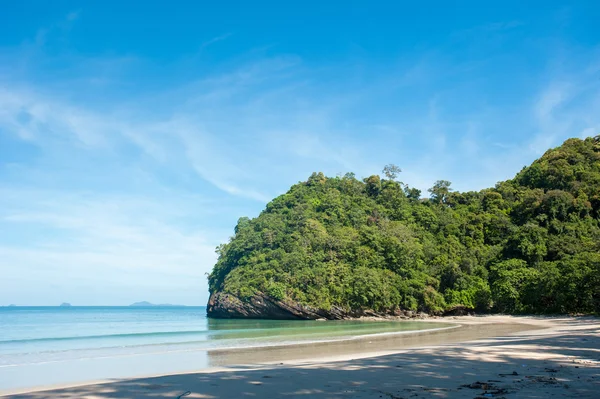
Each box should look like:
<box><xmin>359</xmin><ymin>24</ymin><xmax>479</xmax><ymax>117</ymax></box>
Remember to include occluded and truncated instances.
<box><xmin>1</xmin><ymin>1</ymin><xmax>599</xmax><ymax>306</ymax></box>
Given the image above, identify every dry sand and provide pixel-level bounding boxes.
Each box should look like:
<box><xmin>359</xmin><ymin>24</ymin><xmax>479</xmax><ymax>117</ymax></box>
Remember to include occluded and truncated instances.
<box><xmin>3</xmin><ymin>315</ymin><xmax>599</xmax><ymax>398</ymax></box>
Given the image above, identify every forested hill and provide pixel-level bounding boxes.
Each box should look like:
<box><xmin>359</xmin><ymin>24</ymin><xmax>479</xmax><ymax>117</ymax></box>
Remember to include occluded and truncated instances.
<box><xmin>207</xmin><ymin>136</ymin><xmax>600</xmax><ymax>319</ymax></box>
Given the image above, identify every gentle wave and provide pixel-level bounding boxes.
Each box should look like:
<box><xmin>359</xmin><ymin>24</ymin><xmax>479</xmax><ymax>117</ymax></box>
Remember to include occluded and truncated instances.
<box><xmin>0</xmin><ymin>324</ymin><xmax>459</xmax><ymax>368</ymax></box>
<box><xmin>0</xmin><ymin>329</ymin><xmax>211</xmax><ymax>345</ymax></box>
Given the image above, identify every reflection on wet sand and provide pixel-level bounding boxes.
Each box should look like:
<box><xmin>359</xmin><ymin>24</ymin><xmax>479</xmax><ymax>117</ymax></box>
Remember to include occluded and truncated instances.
<box><xmin>206</xmin><ymin>320</ymin><xmax>533</xmax><ymax>367</ymax></box>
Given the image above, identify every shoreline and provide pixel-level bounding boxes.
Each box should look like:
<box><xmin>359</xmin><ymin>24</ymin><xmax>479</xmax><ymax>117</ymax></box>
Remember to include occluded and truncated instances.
<box><xmin>0</xmin><ymin>321</ymin><xmax>461</xmax><ymax>396</ymax></box>
<box><xmin>0</xmin><ymin>315</ymin><xmax>568</xmax><ymax>397</ymax></box>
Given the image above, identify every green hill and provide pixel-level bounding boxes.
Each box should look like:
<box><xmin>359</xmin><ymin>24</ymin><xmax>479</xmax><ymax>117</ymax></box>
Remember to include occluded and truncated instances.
<box><xmin>207</xmin><ymin>136</ymin><xmax>600</xmax><ymax>319</ymax></box>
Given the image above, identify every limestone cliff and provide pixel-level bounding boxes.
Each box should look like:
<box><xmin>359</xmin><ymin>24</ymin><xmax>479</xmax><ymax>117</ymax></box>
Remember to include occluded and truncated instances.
<box><xmin>207</xmin><ymin>292</ymin><xmax>368</xmax><ymax>320</ymax></box>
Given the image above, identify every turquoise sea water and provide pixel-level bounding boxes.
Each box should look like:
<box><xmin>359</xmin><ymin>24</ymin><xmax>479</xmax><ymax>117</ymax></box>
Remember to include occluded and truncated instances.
<box><xmin>0</xmin><ymin>306</ymin><xmax>442</xmax><ymax>393</ymax></box>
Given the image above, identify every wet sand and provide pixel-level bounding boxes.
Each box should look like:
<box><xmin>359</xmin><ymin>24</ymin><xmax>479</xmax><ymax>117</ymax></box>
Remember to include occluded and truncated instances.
<box><xmin>3</xmin><ymin>315</ymin><xmax>599</xmax><ymax>398</ymax></box>
<box><xmin>205</xmin><ymin>319</ymin><xmax>531</xmax><ymax>367</ymax></box>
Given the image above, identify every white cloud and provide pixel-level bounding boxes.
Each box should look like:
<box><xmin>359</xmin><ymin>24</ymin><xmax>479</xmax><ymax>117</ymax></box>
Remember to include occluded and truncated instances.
<box><xmin>66</xmin><ymin>10</ymin><xmax>80</xmax><ymax>22</ymax></box>
<box><xmin>0</xmin><ymin>87</ymin><xmax>111</xmax><ymax>147</ymax></box>
<box><xmin>199</xmin><ymin>32</ymin><xmax>234</xmax><ymax>50</ymax></box>
<box><xmin>580</xmin><ymin>126</ymin><xmax>599</xmax><ymax>139</ymax></box>
<box><xmin>529</xmin><ymin>65</ymin><xmax>600</xmax><ymax>153</ymax></box>
<box><xmin>535</xmin><ymin>84</ymin><xmax>570</xmax><ymax>122</ymax></box>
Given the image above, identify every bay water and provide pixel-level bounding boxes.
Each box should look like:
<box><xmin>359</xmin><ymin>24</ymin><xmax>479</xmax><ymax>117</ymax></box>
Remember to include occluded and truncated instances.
<box><xmin>0</xmin><ymin>306</ymin><xmax>442</xmax><ymax>393</ymax></box>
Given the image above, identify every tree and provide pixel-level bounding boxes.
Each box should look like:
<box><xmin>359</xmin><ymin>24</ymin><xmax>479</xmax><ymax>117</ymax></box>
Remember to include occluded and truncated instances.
<box><xmin>428</xmin><ymin>180</ymin><xmax>452</xmax><ymax>204</ymax></box>
<box><xmin>364</xmin><ymin>175</ymin><xmax>382</xmax><ymax>197</ymax></box>
<box><xmin>404</xmin><ymin>186</ymin><xmax>421</xmax><ymax>200</ymax></box>
<box><xmin>382</xmin><ymin>164</ymin><xmax>402</xmax><ymax>180</ymax></box>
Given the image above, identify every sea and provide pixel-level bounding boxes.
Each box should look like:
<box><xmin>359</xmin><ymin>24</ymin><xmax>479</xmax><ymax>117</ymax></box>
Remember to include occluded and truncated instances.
<box><xmin>0</xmin><ymin>306</ymin><xmax>443</xmax><ymax>393</ymax></box>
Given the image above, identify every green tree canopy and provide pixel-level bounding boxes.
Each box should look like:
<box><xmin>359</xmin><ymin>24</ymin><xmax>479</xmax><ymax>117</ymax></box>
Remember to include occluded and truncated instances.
<box><xmin>428</xmin><ymin>180</ymin><xmax>453</xmax><ymax>204</ymax></box>
<box><xmin>209</xmin><ymin>136</ymin><xmax>600</xmax><ymax>316</ymax></box>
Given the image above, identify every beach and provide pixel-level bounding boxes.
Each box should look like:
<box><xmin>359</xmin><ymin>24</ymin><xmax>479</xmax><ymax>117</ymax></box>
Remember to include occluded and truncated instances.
<box><xmin>0</xmin><ymin>307</ymin><xmax>444</xmax><ymax>393</ymax></box>
<box><xmin>3</xmin><ymin>315</ymin><xmax>599</xmax><ymax>398</ymax></box>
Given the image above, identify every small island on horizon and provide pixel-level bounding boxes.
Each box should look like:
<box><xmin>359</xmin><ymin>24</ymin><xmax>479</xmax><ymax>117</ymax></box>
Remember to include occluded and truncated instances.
<box><xmin>59</xmin><ymin>302</ymin><xmax>72</xmax><ymax>307</ymax></box>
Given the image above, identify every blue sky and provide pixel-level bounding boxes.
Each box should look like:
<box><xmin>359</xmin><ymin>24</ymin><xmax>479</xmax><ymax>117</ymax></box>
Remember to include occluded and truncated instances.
<box><xmin>1</xmin><ymin>1</ymin><xmax>599</xmax><ymax>306</ymax></box>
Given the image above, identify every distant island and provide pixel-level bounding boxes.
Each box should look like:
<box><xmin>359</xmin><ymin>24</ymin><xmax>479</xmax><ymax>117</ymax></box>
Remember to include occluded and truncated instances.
<box><xmin>129</xmin><ymin>301</ymin><xmax>182</xmax><ymax>307</ymax></box>
<box><xmin>59</xmin><ymin>302</ymin><xmax>72</xmax><ymax>307</ymax></box>
<box><xmin>8</xmin><ymin>304</ymin><xmax>17</xmax><ymax>307</ymax></box>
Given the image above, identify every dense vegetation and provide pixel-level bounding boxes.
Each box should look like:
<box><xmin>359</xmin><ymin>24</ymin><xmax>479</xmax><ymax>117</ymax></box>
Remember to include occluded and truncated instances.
<box><xmin>209</xmin><ymin>136</ymin><xmax>600</xmax><ymax>315</ymax></box>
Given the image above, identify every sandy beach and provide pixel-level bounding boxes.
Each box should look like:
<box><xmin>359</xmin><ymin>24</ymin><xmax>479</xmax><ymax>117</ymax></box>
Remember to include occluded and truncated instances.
<box><xmin>3</xmin><ymin>315</ymin><xmax>599</xmax><ymax>398</ymax></box>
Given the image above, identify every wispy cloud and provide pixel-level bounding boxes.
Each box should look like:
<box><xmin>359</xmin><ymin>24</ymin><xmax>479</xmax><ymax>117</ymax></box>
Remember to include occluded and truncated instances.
<box><xmin>66</xmin><ymin>10</ymin><xmax>80</xmax><ymax>22</ymax></box>
<box><xmin>199</xmin><ymin>32</ymin><xmax>234</xmax><ymax>50</ymax></box>
<box><xmin>529</xmin><ymin>59</ymin><xmax>600</xmax><ymax>153</ymax></box>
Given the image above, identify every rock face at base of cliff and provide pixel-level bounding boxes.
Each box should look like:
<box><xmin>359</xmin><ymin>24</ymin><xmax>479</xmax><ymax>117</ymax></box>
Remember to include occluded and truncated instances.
<box><xmin>208</xmin><ymin>292</ymin><xmax>359</xmax><ymax>320</ymax></box>
<box><xmin>206</xmin><ymin>292</ymin><xmax>416</xmax><ymax>320</ymax></box>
